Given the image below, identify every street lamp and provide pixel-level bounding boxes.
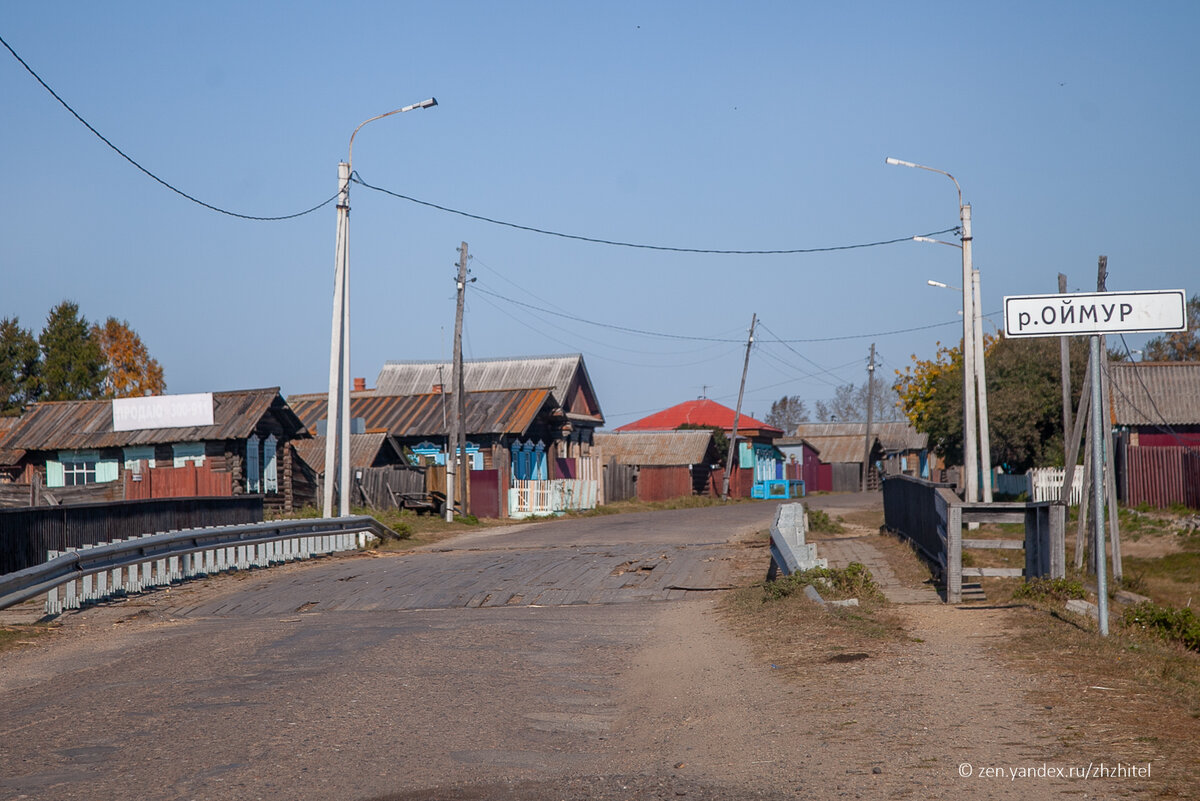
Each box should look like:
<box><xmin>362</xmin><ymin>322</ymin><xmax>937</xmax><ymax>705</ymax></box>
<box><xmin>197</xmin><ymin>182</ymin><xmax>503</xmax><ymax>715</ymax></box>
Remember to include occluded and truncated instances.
<box><xmin>888</xmin><ymin>157</ymin><xmax>992</xmax><ymax>502</ymax></box>
<box><xmin>323</xmin><ymin>97</ymin><xmax>437</xmax><ymax>518</ymax></box>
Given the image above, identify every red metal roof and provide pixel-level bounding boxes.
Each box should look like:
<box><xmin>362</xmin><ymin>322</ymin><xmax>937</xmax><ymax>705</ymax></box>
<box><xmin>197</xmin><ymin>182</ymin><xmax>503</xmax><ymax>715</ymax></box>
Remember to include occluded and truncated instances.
<box><xmin>613</xmin><ymin>399</ymin><xmax>782</xmax><ymax>437</ymax></box>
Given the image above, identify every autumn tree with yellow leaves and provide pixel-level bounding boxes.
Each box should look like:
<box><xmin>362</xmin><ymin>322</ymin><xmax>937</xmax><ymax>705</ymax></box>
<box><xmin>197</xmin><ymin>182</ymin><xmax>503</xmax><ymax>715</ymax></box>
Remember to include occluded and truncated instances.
<box><xmin>91</xmin><ymin>317</ymin><xmax>166</xmax><ymax>398</ymax></box>
<box><xmin>894</xmin><ymin>334</ymin><xmax>1088</xmax><ymax>473</ymax></box>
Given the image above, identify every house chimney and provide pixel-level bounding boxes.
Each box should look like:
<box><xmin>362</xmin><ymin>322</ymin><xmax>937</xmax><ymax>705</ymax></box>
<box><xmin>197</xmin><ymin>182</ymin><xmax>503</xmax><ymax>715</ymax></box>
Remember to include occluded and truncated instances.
<box><xmin>432</xmin><ymin>383</ymin><xmax>444</xmax><ymax>394</ymax></box>
<box><xmin>353</xmin><ymin>377</ymin><xmax>366</xmax><ymax>392</ymax></box>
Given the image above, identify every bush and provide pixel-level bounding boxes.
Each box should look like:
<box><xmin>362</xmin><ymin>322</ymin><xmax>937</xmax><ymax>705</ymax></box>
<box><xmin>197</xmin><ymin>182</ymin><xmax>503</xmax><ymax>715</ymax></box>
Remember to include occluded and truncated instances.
<box><xmin>1012</xmin><ymin>577</ymin><xmax>1087</xmax><ymax>603</ymax></box>
<box><xmin>763</xmin><ymin>561</ymin><xmax>882</xmax><ymax>602</ymax></box>
<box><xmin>805</xmin><ymin>504</ymin><xmax>845</xmax><ymax>534</ymax></box>
<box><xmin>1122</xmin><ymin>602</ymin><xmax>1200</xmax><ymax>652</ymax></box>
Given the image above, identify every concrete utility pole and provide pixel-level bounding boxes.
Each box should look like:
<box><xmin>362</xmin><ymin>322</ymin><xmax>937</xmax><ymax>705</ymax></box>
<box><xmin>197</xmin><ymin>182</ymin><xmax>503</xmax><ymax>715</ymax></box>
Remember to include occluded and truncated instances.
<box><xmin>323</xmin><ymin>97</ymin><xmax>437</xmax><ymax>519</ymax></box>
<box><xmin>861</xmin><ymin>343</ymin><xmax>876</xmax><ymax>492</ymax></box>
<box><xmin>445</xmin><ymin>242</ymin><xmax>470</xmax><ymax>522</ymax></box>
<box><xmin>971</xmin><ymin>262</ymin><xmax>993</xmax><ymax>502</ymax></box>
<box><xmin>721</xmin><ymin>313</ymin><xmax>756</xmax><ymax>500</ymax></box>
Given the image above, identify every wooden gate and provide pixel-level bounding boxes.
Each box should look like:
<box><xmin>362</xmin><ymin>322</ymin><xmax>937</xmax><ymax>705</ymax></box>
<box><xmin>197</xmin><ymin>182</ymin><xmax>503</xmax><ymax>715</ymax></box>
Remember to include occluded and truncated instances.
<box><xmin>124</xmin><ymin>464</ymin><xmax>232</xmax><ymax>500</ymax></box>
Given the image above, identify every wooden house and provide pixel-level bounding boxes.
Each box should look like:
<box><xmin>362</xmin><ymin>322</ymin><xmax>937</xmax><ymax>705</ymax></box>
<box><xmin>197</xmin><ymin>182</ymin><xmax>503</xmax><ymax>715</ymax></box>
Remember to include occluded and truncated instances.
<box><xmin>594</xmin><ymin>429</ymin><xmax>718</xmax><ymax>502</ymax></box>
<box><xmin>1108</xmin><ymin>361</ymin><xmax>1200</xmax><ymax>508</ymax></box>
<box><xmin>613</xmin><ymin>399</ymin><xmax>784</xmax><ymax>498</ymax></box>
<box><xmin>791</xmin><ymin>421</ymin><xmax>929</xmax><ymax>492</ymax></box>
<box><xmin>0</xmin><ymin>389</ymin><xmax>311</xmax><ymax>513</ymax></box>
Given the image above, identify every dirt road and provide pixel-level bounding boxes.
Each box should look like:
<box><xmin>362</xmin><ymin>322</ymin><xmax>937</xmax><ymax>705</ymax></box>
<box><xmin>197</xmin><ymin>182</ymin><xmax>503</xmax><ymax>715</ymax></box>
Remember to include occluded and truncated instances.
<box><xmin>0</xmin><ymin>495</ymin><xmax>1179</xmax><ymax>799</ymax></box>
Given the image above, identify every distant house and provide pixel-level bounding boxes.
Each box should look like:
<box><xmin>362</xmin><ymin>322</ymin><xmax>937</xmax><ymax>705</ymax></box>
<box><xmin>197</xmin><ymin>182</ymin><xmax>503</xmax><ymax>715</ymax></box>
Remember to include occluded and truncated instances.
<box><xmin>791</xmin><ymin>421</ymin><xmax>929</xmax><ymax>492</ymax></box>
<box><xmin>290</xmin><ymin>355</ymin><xmax>606</xmax><ymax>519</ymax></box>
<box><xmin>614</xmin><ymin>399</ymin><xmax>784</xmax><ymax>497</ymax></box>
<box><xmin>772</xmin><ymin>437</ymin><xmax>823</xmax><ymax>492</ymax></box>
<box><xmin>0</xmin><ymin>389</ymin><xmax>311</xmax><ymax>512</ymax></box>
<box><xmin>594</xmin><ymin>429</ymin><xmax>718</xmax><ymax>502</ymax></box>
<box><xmin>1108</xmin><ymin>361</ymin><xmax>1200</xmax><ymax>508</ymax></box>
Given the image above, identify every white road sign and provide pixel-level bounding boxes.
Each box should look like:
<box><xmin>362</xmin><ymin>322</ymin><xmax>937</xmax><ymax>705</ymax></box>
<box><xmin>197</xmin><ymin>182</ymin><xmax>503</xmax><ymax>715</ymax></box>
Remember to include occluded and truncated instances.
<box><xmin>1003</xmin><ymin>289</ymin><xmax>1187</xmax><ymax>338</ymax></box>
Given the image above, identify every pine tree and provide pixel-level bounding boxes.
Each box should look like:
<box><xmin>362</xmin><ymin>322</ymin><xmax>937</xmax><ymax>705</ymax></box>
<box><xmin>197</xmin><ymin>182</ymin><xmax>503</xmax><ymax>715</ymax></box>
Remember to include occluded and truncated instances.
<box><xmin>0</xmin><ymin>317</ymin><xmax>41</xmax><ymax>415</ymax></box>
<box><xmin>39</xmin><ymin>301</ymin><xmax>106</xmax><ymax>401</ymax></box>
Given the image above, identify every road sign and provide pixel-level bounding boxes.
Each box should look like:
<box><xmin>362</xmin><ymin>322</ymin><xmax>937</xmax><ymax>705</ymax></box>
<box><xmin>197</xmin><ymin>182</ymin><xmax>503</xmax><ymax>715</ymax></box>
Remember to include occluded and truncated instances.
<box><xmin>1003</xmin><ymin>289</ymin><xmax>1187</xmax><ymax>338</ymax></box>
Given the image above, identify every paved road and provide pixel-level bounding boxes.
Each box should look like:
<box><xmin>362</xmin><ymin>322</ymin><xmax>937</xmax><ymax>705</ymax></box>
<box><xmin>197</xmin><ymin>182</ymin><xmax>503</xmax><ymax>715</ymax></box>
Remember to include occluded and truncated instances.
<box><xmin>0</xmin><ymin>498</ymin><xmax>825</xmax><ymax>801</ymax></box>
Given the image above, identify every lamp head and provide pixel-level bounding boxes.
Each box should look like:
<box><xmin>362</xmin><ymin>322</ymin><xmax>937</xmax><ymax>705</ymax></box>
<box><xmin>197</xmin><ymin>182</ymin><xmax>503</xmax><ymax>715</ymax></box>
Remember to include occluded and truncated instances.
<box><xmin>886</xmin><ymin>157</ymin><xmax>918</xmax><ymax>168</ymax></box>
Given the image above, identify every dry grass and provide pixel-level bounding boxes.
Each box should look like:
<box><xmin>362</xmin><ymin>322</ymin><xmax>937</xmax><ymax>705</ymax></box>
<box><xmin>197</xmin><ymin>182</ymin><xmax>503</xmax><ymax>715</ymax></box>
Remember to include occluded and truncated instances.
<box><xmin>997</xmin><ymin>602</ymin><xmax>1200</xmax><ymax>797</ymax></box>
<box><xmin>0</xmin><ymin>624</ymin><xmax>53</xmax><ymax>654</ymax></box>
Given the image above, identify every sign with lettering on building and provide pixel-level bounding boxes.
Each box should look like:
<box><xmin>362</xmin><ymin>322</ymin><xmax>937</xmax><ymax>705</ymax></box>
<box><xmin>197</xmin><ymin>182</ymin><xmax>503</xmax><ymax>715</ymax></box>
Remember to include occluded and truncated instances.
<box><xmin>112</xmin><ymin>393</ymin><xmax>215</xmax><ymax>432</ymax></box>
<box><xmin>1003</xmin><ymin>290</ymin><xmax>1187</xmax><ymax>338</ymax></box>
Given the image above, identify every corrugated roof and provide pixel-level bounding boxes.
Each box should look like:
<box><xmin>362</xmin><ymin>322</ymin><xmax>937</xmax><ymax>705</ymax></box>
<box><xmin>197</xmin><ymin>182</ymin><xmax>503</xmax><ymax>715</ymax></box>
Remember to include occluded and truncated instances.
<box><xmin>375</xmin><ymin>354</ymin><xmax>603</xmax><ymax>424</ymax></box>
<box><xmin>3</xmin><ymin>389</ymin><xmax>302</xmax><ymax>451</ymax></box>
<box><xmin>594</xmin><ymin>430</ymin><xmax>714</xmax><ymax>466</ymax></box>
<box><xmin>1108</xmin><ymin>362</ymin><xmax>1200</xmax><ymax>426</ymax></box>
<box><xmin>613</xmin><ymin>399</ymin><xmax>782</xmax><ymax>437</ymax></box>
<box><xmin>799</xmin><ymin>436</ymin><xmax>873</xmax><ymax>465</ymax></box>
<box><xmin>292</xmin><ymin>433</ymin><xmax>392</xmax><ymax>475</ymax></box>
<box><xmin>792</xmin><ymin>422</ymin><xmax>927</xmax><ymax>452</ymax></box>
<box><xmin>287</xmin><ymin>388</ymin><xmax>553</xmax><ymax>439</ymax></box>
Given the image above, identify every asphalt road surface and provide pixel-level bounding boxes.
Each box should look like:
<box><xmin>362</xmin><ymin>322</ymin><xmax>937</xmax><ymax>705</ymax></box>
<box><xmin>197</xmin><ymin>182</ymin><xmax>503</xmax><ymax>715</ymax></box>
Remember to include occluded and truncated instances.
<box><xmin>0</xmin><ymin>498</ymin><xmax>828</xmax><ymax>801</ymax></box>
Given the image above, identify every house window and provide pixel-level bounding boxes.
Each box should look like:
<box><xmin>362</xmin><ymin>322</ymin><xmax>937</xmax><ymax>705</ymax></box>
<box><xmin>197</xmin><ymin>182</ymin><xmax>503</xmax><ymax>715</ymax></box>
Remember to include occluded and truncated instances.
<box><xmin>264</xmin><ymin>434</ymin><xmax>278</xmax><ymax>493</ymax></box>
<box><xmin>246</xmin><ymin>434</ymin><xmax>261</xmax><ymax>492</ymax></box>
<box><xmin>46</xmin><ymin>450</ymin><xmax>119</xmax><ymax>487</ymax></box>
<box><xmin>123</xmin><ymin>446</ymin><xmax>156</xmax><ymax>470</ymax></box>
<box><xmin>172</xmin><ymin>442</ymin><xmax>206</xmax><ymax>467</ymax></box>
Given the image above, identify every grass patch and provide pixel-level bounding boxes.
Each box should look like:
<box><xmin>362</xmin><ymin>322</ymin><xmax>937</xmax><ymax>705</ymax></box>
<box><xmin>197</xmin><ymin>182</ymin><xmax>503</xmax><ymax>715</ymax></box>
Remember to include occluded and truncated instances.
<box><xmin>1123</xmin><ymin>602</ymin><xmax>1200</xmax><ymax>652</ymax></box>
<box><xmin>1012</xmin><ymin>576</ymin><xmax>1087</xmax><ymax>603</ymax></box>
<box><xmin>761</xmin><ymin>562</ymin><xmax>883</xmax><ymax>603</ymax></box>
<box><xmin>0</xmin><ymin>625</ymin><xmax>53</xmax><ymax>654</ymax></box>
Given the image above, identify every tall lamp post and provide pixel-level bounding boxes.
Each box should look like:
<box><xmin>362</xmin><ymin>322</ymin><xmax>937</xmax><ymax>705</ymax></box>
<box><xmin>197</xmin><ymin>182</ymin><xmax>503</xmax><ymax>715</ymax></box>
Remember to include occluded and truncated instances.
<box><xmin>323</xmin><ymin>98</ymin><xmax>437</xmax><ymax>518</ymax></box>
<box><xmin>887</xmin><ymin>157</ymin><xmax>991</xmax><ymax>502</ymax></box>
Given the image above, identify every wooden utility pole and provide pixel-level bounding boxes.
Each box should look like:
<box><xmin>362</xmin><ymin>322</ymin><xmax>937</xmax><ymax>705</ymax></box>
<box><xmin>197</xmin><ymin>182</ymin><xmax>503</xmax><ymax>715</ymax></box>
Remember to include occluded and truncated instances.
<box><xmin>721</xmin><ymin>313</ymin><xmax>756</xmax><ymax>500</ymax></box>
<box><xmin>861</xmin><ymin>343</ymin><xmax>876</xmax><ymax>492</ymax></box>
<box><xmin>1095</xmin><ymin>256</ymin><xmax>1122</xmax><ymax>580</ymax></box>
<box><xmin>444</xmin><ymin>242</ymin><xmax>469</xmax><ymax>521</ymax></box>
<box><xmin>1058</xmin><ymin>273</ymin><xmax>1073</xmax><ymax>467</ymax></box>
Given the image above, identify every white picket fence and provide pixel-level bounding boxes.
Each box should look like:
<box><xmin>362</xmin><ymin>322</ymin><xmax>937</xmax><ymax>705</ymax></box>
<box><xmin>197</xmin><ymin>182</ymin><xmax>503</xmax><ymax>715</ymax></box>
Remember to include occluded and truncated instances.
<box><xmin>995</xmin><ymin>467</ymin><xmax>1086</xmax><ymax>505</ymax></box>
<box><xmin>44</xmin><ymin>529</ymin><xmax>357</xmax><ymax>615</ymax></box>
<box><xmin>508</xmin><ymin>479</ymin><xmax>599</xmax><ymax>518</ymax></box>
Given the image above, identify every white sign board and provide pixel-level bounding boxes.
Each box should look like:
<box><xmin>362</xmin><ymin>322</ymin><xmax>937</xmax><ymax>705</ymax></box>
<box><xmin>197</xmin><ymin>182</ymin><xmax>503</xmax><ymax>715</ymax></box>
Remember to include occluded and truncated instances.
<box><xmin>112</xmin><ymin>393</ymin><xmax>215</xmax><ymax>432</ymax></box>
<box><xmin>1004</xmin><ymin>290</ymin><xmax>1187</xmax><ymax>338</ymax></box>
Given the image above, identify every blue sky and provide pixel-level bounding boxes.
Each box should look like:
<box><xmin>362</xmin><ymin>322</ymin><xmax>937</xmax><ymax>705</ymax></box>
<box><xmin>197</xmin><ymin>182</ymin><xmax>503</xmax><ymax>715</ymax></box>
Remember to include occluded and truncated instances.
<box><xmin>2</xmin><ymin>2</ymin><xmax>1196</xmax><ymax>428</ymax></box>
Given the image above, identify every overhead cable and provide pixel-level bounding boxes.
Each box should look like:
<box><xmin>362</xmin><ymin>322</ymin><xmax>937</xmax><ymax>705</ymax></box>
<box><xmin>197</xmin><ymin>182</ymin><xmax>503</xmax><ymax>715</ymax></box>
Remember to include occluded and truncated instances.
<box><xmin>1</xmin><ymin>33</ymin><xmax>335</xmax><ymax>221</ymax></box>
<box><xmin>352</xmin><ymin>173</ymin><xmax>958</xmax><ymax>255</ymax></box>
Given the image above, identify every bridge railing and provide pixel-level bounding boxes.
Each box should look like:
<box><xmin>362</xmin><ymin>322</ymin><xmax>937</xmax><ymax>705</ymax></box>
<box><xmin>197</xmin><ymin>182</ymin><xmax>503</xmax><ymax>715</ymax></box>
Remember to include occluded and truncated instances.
<box><xmin>883</xmin><ymin>475</ymin><xmax>1065</xmax><ymax>603</ymax></box>
<box><xmin>0</xmin><ymin>516</ymin><xmax>397</xmax><ymax>615</ymax></box>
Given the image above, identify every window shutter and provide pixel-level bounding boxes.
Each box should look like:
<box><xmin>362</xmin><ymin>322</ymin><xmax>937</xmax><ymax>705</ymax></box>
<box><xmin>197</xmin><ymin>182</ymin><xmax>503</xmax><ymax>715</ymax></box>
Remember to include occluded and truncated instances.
<box><xmin>46</xmin><ymin>460</ymin><xmax>65</xmax><ymax>488</ymax></box>
<box><xmin>246</xmin><ymin>435</ymin><xmax>261</xmax><ymax>493</ymax></box>
<box><xmin>264</xmin><ymin>434</ymin><xmax>278</xmax><ymax>493</ymax></box>
<box><xmin>96</xmin><ymin>459</ymin><xmax>120</xmax><ymax>483</ymax></box>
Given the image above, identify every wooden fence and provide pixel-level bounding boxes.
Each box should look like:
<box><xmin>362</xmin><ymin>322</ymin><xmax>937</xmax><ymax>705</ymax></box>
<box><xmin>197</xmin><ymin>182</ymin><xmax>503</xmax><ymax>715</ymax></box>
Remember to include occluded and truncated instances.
<box><xmin>0</xmin><ymin>481</ymin><xmax>123</xmax><ymax>508</ymax></box>
<box><xmin>0</xmin><ymin>496</ymin><xmax>264</xmax><ymax>574</ymax></box>
<box><xmin>508</xmin><ymin>479</ymin><xmax>598</xmax><ymax>517</ymax></box>
<box><xmin>353</xmin><ymin>466</ymin><xmax>427</xmax><ymax>510</ymax></box>
<box><xmin>124</xmin><ymin>463</ymin><xmax>232</xmax><ymax>500</ymax></box>
<box><xmin>604</xmin><ymin>460</ymin><xmax>636</xmax><ymax>503</ymax></box>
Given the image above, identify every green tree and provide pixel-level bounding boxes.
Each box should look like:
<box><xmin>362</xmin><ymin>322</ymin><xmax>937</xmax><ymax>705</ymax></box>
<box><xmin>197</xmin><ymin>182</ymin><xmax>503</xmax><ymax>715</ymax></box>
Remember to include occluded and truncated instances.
<box><xmin>92</xmin><ymin>317</ymin><xmax>166</xmax><ymax>398</ymax></box>
<box><xmin>0</xmin><ymin>317</ymin><xmax>41</xmax><ymax>415</ymax></box>
<box><xmin>1143</xmin><ymin>293</ymin><xmax>1200</xmax><ymax>361</ymax></box>
<box><xmin>763</xmin><ymin>395</ymin><xmax>810</xmax><ymax>433</ymax></box>
<box><xmin>894</xmin><ymin>335</ymin><xmax>1088</xmax><ymax>472</ymax></box>
<box><xmin>39</xmin><ymin>301</ymin><xmax>106</xmax><ymax>401</ymax></box>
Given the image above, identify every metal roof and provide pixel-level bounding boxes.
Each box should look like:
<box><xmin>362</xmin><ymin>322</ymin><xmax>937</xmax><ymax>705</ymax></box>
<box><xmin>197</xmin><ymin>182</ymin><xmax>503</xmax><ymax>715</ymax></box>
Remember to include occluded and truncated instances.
<box><xmin>0</xmin><ymin>417</ymin><xmax>24</xmax><ymax>467</ymax></box>
<box><xmin>1108</xmin><ymin>361</ymin><xmax>1200</xmax><ymax>426</ymax></box>
<box><xmin>2</xmin><ymin>389</ymin><xmax>304</xmax><ymax>452</ymax></box>
<box><xmin>792</xmin><ymin>422</ymin><xmax>927</xmax><ymax>452</ymax></box>
<box><xmin>375</xmin><ymin>354</ymin><xmax>603</xmax><ymax>424</ymax></box>
<box><xmin>798</xmin><ymin>436</ymin><xmax>875</xmax><ymax>465</ymax></box>
<box><xmin>287</xmin><ymin>388</ymin><xmax>554</xmax><ymax>439</ymax></box>
<box><xmin>612</xmin><ymin>399</ymin><xmax>782</xmax><ymax>437</ymax></box>
<box><xmin>594</xmin><ymin>430</ymin><xmax>715</xmax><ymax>466</ymax></box>
<box><xmin>292</xmin><ymin>433</ymin><xmax>393</xmax><ymax>475</ymax></box>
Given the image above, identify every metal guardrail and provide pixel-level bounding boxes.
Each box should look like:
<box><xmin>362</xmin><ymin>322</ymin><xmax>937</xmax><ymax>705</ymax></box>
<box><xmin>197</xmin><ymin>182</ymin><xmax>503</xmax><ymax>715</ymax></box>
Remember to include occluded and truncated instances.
<box><xmin>0</xmin><ymin>516</ymin><xmax>397</xmax><ymax>614</ymax></box>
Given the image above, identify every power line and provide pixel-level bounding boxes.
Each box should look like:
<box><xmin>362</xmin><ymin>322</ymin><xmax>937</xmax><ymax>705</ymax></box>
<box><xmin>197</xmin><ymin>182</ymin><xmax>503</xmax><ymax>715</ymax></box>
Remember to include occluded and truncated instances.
<box><xmin>352</xmin><ymin>173</ymin><xmax>958</xmax><ymax>256</ymax></box>
<box><xmin>1</xmin><ymin>33</ymin><xmax>336</xmax><ymax>221</ymax></box>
